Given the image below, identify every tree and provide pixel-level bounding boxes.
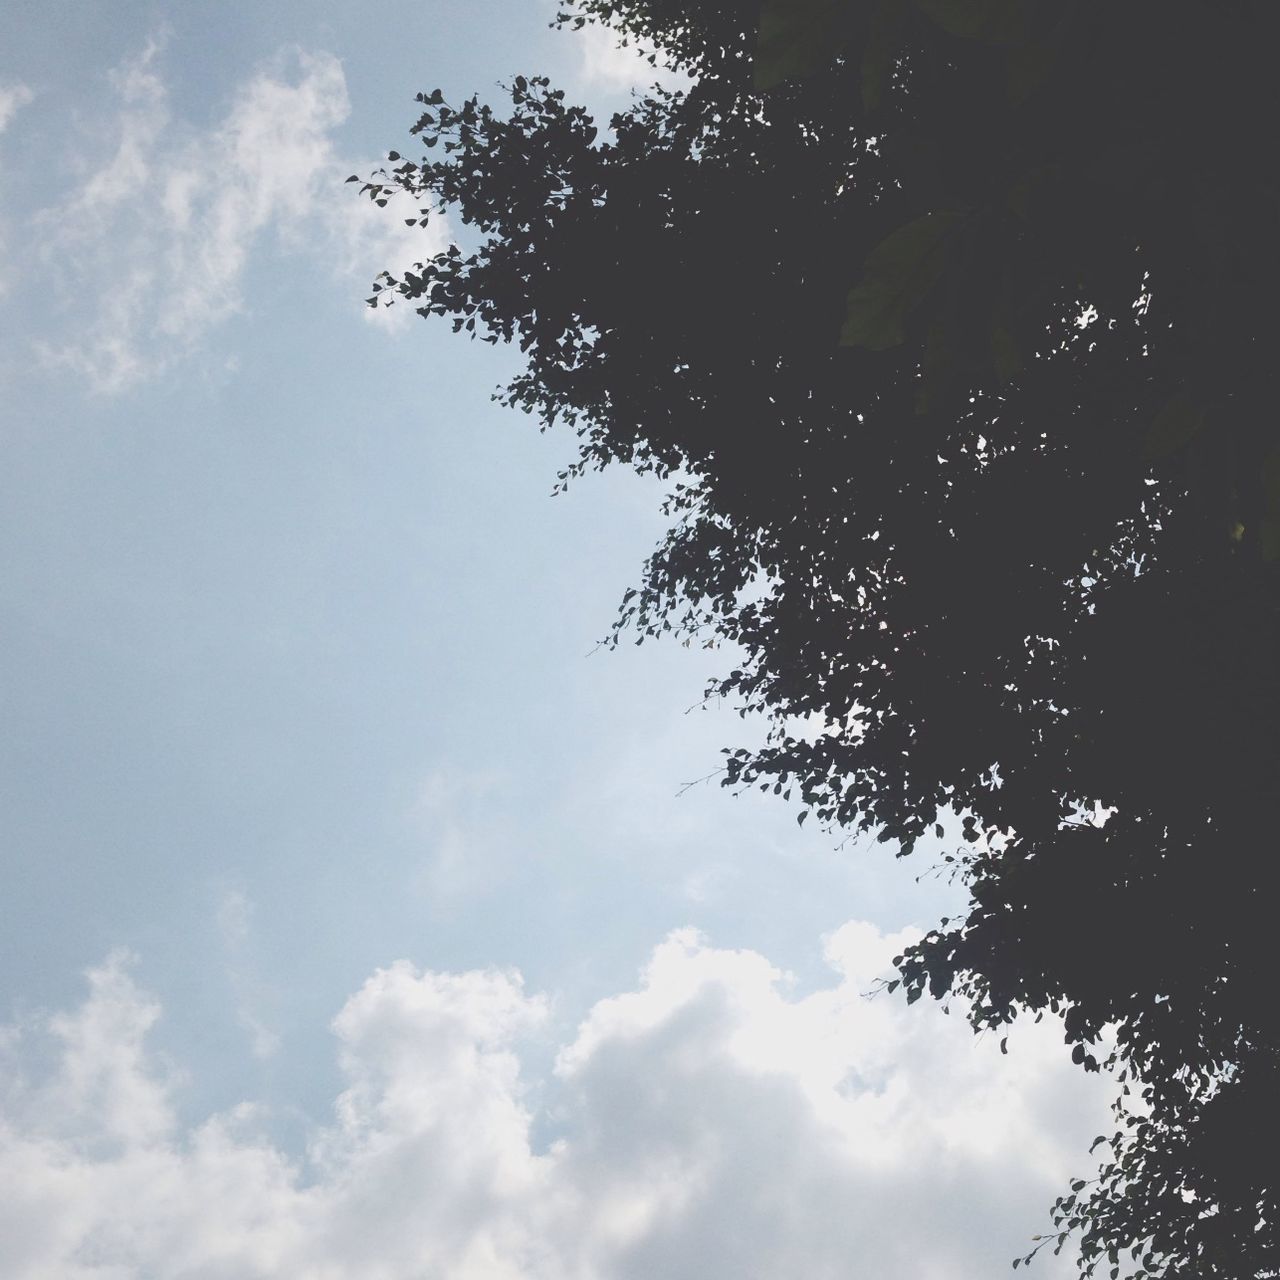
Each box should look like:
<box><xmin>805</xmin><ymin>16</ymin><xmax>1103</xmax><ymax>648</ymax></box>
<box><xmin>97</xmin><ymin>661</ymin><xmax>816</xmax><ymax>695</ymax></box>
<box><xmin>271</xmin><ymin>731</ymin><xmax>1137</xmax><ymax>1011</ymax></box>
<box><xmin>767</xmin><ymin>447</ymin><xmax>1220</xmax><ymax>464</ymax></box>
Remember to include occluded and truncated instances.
<box><xmin>359</xmin><ymin>2</ymin><xmax>1280</xmax><ymax>1274</ymax></box>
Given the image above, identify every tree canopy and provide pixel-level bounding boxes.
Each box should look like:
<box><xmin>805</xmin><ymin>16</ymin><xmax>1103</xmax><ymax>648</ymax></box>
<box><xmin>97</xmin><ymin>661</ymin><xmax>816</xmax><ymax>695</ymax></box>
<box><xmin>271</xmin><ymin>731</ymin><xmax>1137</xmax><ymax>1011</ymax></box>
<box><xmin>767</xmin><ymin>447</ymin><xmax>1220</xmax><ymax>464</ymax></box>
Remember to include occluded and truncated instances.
<box><xmin>360</xmin><ymin>3</ymin><xmax>1280</xmax><ymax>1275</ymax></box>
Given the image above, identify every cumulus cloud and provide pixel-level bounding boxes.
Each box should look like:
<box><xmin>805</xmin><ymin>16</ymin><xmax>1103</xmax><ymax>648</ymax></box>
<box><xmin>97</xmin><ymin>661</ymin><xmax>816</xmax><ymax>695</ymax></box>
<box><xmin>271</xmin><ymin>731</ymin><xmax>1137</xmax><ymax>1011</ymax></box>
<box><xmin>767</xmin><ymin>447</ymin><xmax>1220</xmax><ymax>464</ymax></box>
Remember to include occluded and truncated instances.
<box><xmin>33</xmin><ymin>42</ymin><xmax>446</xmax><ymax>392</ymax></box>
<box><xmin>0</xmin><ymin>925</ymin><xmax>1113</xmax><ymax>1278</ymax></box>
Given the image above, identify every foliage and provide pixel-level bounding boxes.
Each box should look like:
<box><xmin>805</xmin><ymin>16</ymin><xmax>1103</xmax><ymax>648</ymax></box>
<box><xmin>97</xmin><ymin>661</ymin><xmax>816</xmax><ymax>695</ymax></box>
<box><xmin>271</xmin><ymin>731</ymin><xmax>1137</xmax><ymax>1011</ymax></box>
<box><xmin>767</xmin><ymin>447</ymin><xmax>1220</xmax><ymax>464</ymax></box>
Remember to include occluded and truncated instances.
<box><xmin>360</xmin><ymin>2</ymin><xmax>1280</xmax><ymax>1275</ymax></box>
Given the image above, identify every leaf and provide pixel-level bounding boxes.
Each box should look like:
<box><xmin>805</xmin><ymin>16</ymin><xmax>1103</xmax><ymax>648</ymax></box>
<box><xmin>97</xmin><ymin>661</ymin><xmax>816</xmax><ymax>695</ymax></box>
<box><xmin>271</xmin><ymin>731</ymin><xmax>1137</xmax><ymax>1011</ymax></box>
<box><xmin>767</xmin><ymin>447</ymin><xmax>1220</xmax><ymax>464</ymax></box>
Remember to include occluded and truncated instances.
<box><xmin>915</xmin><ymin>318</ymin><xmax>955</xmax><ymax>414</ymax></box>
<box><xmin>1006</xmin><ymin>163</ymin><xmax>1062</xmax><ymax>221</ymax></box>
<box><xmin>912</xmin><ymin>0</ymin><xmax>1027</xmax><ymax>43</ymax></box>
<box><xmin>991</xmin><ymin>320</ymin><xmax>1023</xmax><ymax>383</ymax></box>
<box><xmin>1260</xmin><ymin>447</ymin><xmax>1280</xmax><ymax>561</ymax></box>
<box><xmin>1144</xmin><ymin>393</ymin><xmax>1204</xmax><ymax>459</ymax></box>
<box><xmin>862</xmin><ymin>0</ymin><xmax>906</xmax><ymax>113</ymax></box>
<box><xmin>1260</xmin><ymin>515</ymin><xmax>1280</xmax><ymax>561</ymax></box>
<box><xmin>1007</xmin><ymin>39</ymin><xmax>1055</xmax><ymax>102</ymax></box>
<box><xmin>1263</xmin><ymin>446</ymin><xmax>1280</xmax><ymax>504</ymax></box>
<box><xmin>755</xmin><ymin>0</ymin><xmax>851</xmax><ymax>91</ymax></box>
<box><xmin>840</xmin><ymin>212</ymin><xmax>964</xmax><ymax>350</ymax></box>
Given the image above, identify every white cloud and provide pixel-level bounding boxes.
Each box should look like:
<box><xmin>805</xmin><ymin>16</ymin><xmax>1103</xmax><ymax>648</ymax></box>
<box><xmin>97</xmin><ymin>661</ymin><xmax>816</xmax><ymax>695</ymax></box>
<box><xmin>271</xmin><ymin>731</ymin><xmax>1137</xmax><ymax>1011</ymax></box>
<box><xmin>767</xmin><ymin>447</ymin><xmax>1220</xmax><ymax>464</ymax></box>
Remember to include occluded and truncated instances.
<box><xmin>565</xmin><ymin>20</ymin><xmax>686</xmax><ymax>93</ymax></box>
<box><xmin>326</xmin><ymin>179</ymin><xmax>440</xmax><ymax>335</ymax></box>
<box><xmin>33</xmin><ymin>43</ymin><xmax>447</xmax><ymax>392</ymax></box>
<box><xmin>216</xmin><ymin>887</ymin><xmax>254</xmax><ymax>949</ymax></box>
<box><xmin>5</xmin><ymin>949</ymin><xmax>174</xmax><ymax>1151</ymax></box>
<box><xmin>0</xmin><ymin>80</ymin><xmax>34</xmax><ymax>297</ymax></box>
<box><xmin>0</xmin><ymin>81</ymin><xmax>33</xmax><ymax>134</ymax></box>
<box><xmin>0</xmin><ymin>924</ymin><xmax>1113</xmax><ymax>1278</ymax></box>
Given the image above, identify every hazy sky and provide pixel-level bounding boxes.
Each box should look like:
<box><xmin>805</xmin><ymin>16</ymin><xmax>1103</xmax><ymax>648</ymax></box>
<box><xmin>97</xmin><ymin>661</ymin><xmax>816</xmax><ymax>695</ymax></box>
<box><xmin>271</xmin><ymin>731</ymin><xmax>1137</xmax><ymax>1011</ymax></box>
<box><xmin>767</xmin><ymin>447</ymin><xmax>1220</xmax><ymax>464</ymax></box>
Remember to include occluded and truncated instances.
<box><xmin>0</xmin><ymin>5</ymin><xmax>1112</xmax><ymax>1276</ymax></box>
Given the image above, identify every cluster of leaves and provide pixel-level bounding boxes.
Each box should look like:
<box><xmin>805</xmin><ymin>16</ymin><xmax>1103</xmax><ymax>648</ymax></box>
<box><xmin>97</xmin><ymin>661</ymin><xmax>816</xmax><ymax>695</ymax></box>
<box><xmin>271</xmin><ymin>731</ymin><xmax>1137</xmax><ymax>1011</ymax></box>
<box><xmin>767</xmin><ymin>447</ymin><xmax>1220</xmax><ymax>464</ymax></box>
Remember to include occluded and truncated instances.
<box><xmin>363</xmin><ymin>2</ymin><xmax>1280</xmax><ymax>1275</ymax></box>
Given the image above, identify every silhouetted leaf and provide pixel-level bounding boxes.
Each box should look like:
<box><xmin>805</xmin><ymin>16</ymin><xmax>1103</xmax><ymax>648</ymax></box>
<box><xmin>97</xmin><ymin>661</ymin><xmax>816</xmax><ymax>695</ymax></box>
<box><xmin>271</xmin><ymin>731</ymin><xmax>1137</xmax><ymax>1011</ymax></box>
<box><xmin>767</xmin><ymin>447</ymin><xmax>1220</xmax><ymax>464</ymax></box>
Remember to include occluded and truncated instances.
<box><xmin>991</xmin><ymin>320</ymin><xmax>1022</xmax><ymax>383</ymax></box>
<box><xmin>755</xmin><ymin>0</ymin><xmax>850</xmax><ymax>90</ymax></box>
<box><xmin>840</xmin><ymin>212</ymin><xmax>963</xmax><ymax>350</ymax></box>
<box><xmin>913</xmin><ymin>0</ymin><xmax>1026</xmax><ymax>43</ymax></box>
<box><xmin>1144</xmin><ymin>393</ymin><xmax>1204</xmax><ymax>460</ymax></box>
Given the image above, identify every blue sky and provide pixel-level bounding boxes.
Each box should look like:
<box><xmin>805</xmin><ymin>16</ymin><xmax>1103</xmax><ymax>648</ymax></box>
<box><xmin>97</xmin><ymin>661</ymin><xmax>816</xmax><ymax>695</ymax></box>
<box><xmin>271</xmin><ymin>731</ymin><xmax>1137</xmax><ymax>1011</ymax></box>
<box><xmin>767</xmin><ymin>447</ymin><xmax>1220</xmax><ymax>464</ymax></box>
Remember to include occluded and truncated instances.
<box><xmin>0</xmin><ymin>6</ymin><xmax>1112</xmax><ymax>1276</ymax></box>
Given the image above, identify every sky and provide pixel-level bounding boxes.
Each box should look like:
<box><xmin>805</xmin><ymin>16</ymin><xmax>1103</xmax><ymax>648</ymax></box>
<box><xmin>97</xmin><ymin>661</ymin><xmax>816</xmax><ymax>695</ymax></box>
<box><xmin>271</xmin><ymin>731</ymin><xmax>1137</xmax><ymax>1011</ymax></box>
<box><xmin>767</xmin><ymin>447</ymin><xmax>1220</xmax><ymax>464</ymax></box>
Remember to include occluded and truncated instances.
<box><xmin>0</xmin><ymin>4</ymin><xmax>1114</xmax><ymax>1276</ymax></box>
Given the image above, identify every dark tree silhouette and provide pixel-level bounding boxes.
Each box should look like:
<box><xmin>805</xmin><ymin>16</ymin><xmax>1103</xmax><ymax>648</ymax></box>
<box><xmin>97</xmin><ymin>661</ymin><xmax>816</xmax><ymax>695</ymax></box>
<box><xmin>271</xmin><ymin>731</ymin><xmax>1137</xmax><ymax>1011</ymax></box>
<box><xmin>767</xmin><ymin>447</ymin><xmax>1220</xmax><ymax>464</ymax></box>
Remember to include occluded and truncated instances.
<box><xmin>359</xmin><ymin>3</ymin><xmax>1280</xmax><ymax>1275</ymax></box>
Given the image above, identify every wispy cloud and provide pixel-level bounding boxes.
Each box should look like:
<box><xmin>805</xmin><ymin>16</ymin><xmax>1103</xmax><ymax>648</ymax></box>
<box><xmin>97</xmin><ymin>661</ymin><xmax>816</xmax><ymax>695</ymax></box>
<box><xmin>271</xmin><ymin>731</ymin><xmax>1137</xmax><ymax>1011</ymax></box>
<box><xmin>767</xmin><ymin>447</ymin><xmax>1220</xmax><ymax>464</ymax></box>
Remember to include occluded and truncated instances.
<box><xmin>409</xmin><ymin>766</ymin><xmax>515</xmax><ymax>903</ymax></box>
<box><xmin>0</xmin><ymin>81</ymin><xmax>33</xmax><ymax>134</ymax></box>
<box><xmin>31</xmin><ymin>42</ymin><xmax>446</xmax><ymax>393</ymax></box>
<box><xmin>215</xmin><ymin>888</ymin><xmax>280</xmax><ymax>1061</ymax></box>
<box><xmin>0</xmin><ymin>925</ymin><xmax>1113</xmax><ymax>1278</ymax></box>
<box><xmin>0</xmin><ymin>79</ymin><xmax>34</xmax><ymax>297</ymax></box>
